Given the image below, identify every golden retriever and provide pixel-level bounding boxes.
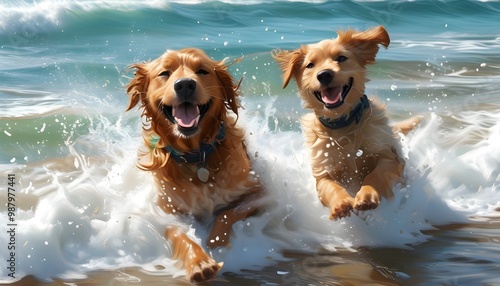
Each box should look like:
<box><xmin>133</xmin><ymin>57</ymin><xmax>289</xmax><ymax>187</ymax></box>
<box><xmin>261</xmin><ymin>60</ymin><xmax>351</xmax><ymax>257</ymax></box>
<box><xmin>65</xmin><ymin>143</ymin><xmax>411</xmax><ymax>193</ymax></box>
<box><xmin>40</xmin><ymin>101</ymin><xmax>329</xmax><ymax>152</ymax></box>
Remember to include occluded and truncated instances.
<box><xmin>273</xmin><ymin>26</ymin><xmax>422</xmax><ymax>220</ymax></box>
<box><xmin>126</xmin><ymin>48</ymin><xmax>261</xmax><ymax>282</ymax></box>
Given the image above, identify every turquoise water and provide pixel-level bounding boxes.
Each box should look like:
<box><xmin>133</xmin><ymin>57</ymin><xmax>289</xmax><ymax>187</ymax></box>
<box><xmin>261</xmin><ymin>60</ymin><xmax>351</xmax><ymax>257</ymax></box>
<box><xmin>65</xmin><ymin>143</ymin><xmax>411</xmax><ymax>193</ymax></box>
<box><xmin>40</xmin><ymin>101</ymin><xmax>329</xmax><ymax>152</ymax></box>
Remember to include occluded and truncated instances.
<box><xmin>1</xmin><ymin>1</ymin><xmax>500</xmax><ymax>285</ymax></box>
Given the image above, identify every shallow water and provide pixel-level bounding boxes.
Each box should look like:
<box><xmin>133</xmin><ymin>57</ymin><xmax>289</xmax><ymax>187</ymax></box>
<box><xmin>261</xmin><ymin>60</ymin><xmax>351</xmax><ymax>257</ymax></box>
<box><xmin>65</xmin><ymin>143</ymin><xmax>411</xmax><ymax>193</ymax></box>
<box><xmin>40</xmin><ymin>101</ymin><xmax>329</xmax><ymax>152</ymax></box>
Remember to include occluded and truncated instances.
<box><xmin>1</xmin><ymin>1</ymin><xmax>500</xmax><ymax>285</ymax></box>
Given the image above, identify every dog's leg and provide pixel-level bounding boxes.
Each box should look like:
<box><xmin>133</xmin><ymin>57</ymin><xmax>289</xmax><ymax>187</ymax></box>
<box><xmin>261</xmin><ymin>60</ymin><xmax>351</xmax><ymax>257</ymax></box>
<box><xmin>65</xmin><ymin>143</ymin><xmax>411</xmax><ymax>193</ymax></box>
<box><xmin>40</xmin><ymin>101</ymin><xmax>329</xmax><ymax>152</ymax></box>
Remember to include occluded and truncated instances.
<box><xmin>316</xmin><ymin>177</ymin><xmax>355</xmax><ymax>220</ymax></box>
<box><xmin>207</xmin><ymin>191</ymin><xmax>262</xmax><ymax>249</ymax></box>
<box><xmin>165</xmin><ymin>226</ymin><xmax>222</xmax><ymax>282</ymax></box>
<box><xmin>392</xmin><ymin>115</ymin><xmax>424</xmax><ymax>135</ymax></box>
<box><xmin>355</xmin><ymin>157</ymin><xmax>403</xmax><ymax>210</ymax></box>
<box><xmin>207</xmin><ymin>205</ymin><xmax>256</xmax><ymax>249</ymax></box>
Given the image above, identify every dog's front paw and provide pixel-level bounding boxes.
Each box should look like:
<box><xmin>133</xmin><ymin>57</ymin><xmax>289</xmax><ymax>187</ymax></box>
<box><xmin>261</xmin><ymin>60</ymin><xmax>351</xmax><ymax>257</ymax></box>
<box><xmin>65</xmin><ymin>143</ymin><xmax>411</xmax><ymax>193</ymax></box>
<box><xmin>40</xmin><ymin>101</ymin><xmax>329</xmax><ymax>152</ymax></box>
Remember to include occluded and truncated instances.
<box><xmin>329</xmin><ymin>196</ymin><xmax>354</xmax><ymax>220</ymax></box>
<box><xmin>354</xmin><ymin>185</ymin><xmax>380</xmax><ymax>211</ymax></box>
<box><xmin>187</xmin><ymin>256</ymin><xmax>223</xmax><ymax>283</ymax></box>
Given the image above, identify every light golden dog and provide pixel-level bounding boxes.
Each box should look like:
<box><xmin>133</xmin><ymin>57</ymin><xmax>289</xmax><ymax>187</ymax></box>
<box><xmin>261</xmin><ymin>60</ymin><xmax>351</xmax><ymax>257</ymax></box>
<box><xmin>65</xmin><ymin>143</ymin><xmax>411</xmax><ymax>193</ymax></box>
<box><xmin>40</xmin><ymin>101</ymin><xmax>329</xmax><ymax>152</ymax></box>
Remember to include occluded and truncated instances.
<box><xmin>273</xmin><ymin>26</ymin><xmax>421</xmax><ymax>220</ymax></box>
<box><xmin>126</xmin><ymin>48</ymin><xmax>260</xmax><ymax>282</ymax></box>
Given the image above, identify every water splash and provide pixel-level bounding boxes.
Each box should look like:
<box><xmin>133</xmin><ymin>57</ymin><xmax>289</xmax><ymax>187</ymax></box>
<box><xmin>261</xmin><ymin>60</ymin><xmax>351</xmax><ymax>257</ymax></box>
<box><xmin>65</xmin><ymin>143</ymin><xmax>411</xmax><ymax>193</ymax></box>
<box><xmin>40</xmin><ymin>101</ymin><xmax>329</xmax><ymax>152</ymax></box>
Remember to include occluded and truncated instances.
<box><xmin>2</xmin><ymin>58</ymin><xmax>500</xmax><ymax>283</ymax></box>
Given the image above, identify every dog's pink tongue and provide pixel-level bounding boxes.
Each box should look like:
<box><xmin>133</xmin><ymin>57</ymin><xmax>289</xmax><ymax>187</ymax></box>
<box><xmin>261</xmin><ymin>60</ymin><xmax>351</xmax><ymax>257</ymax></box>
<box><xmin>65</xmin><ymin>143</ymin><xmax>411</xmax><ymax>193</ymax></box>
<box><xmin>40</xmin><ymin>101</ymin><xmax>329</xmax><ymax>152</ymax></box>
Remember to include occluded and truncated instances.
<box><xmin>173</xmin><ymin>103</ymin><xmax>200</xmax><ymax>128</ymax></box>
<box><xmin>321</xmin><ymin>87</ymin><xmax>342</xmax><ymax>105</ymax></box>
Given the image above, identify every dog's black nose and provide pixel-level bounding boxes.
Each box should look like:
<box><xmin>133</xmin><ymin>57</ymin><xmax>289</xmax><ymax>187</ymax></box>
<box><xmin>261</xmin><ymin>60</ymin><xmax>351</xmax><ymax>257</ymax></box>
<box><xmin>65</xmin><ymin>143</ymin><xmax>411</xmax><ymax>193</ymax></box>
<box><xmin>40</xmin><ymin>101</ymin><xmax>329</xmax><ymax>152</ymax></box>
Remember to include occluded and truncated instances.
<box><xmin>317</xmin><ymin>70</ymin><xmax>334</xmax><ymax>85</ymax></box>
<box><xmin>174</xmin><ymin>78</ymin><xmax>196</xmax><ymax>100</ymax></box>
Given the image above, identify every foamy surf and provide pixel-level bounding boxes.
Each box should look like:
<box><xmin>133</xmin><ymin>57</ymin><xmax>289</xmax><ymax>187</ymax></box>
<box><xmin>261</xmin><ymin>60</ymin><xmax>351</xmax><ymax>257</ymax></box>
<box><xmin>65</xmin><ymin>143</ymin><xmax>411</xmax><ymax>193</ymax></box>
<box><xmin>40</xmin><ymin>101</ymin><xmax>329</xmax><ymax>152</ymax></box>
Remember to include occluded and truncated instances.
<box><xmin>1</xmin><ymin>94</ymin><xmax>500</xmax><ymax>282</ymax></box>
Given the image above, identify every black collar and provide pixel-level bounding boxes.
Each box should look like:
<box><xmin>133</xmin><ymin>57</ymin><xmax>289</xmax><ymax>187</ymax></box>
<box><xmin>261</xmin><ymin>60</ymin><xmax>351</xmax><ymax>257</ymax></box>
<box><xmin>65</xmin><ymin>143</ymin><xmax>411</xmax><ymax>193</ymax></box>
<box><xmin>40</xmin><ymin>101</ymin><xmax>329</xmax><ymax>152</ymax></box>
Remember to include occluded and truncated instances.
<box><xmin>318</xmin><ymin>95</ymin><xmax>370</xmax><ymax>130</ymax></box>
<box><xmin>166</xmin><ymin>123</ymin><xmax>225</xmax><ymax>163</ymax></box>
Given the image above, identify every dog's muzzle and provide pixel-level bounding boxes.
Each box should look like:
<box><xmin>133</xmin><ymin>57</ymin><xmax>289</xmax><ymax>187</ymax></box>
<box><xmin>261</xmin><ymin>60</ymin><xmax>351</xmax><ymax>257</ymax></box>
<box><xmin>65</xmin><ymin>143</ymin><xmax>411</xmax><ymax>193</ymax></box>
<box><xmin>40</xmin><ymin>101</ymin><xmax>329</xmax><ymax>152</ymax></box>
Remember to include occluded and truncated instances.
<box><xmin>162</xmin><ymin>78</ymin><xmax>211</xmax><ymax>137</ymax></box>
<box><xmin>314</xmin><ymin>71</ymin><xmax>353</xmax><ymax>109</ymax></box>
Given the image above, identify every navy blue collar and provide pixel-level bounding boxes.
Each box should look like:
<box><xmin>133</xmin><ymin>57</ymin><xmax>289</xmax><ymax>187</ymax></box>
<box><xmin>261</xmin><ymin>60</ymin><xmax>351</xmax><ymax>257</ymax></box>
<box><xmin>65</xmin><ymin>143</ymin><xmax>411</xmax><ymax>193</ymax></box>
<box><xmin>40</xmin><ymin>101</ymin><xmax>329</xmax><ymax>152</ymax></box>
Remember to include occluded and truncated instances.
<box><xmin>166</xmin><ymin>123</ymin><xmax>225</xmax><ymax>163</ymax></box>
<box><xmin>318</xmin><ymin>95</ymin><xmax>370</xmax><ymax>130</ymax></box>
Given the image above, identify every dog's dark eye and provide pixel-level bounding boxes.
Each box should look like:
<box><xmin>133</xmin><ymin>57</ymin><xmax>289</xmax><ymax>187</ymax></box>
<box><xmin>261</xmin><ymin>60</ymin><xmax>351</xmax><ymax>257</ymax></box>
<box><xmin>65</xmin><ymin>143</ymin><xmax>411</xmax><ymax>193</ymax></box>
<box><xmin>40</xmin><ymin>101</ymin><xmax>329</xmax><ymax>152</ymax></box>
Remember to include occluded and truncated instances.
<box><xmin>336</xmin><ymin>55</ymin><xmax>348</xmax><ymax>63</ymax></box>
<box><xmin>306</xmin><ymin>63</ymin><xmax>314</xmax><ymax>69</ymax></box>
<box><xmin>196</xmin><ymin>69</ymin><xmax>209</xmax><ymax>75</ymax></box>
<box><xmin>159</xmin><ymin>70</ymin><xmax>170</xmax><ymax>77</ymax></box>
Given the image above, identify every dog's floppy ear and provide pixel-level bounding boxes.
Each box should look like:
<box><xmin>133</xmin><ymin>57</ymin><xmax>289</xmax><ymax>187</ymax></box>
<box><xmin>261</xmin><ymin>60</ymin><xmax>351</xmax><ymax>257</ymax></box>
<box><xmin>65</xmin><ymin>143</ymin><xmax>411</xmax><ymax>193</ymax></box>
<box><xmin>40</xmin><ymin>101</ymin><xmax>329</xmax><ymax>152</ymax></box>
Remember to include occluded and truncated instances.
<box><xmin>338</xmin><ymin>25</ymin><xmax>390</xmax><ymax>65</ymax></box>
<box><xmin>272</xmin><ymin>47</ymin><xmax>306</xmax><ymax>89</ymax></box>
<box><xmin>125</xmin><ymin>63</ymin><xmax>150</xmax><ymax>111</ymax></box>
<box><xmin>215</xmin><ymin>61</ymin><xmax>240</xmax><ymax>116</ymax></box>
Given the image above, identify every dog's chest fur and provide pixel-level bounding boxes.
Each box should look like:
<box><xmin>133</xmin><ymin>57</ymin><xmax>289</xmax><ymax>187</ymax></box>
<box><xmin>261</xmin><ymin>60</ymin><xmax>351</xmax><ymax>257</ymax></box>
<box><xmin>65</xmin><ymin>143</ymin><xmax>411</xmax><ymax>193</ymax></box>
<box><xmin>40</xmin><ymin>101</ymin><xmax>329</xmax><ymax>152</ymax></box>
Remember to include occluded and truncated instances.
<box><xmin>155</xmin><ymin>151</ymin><xmax>259</xmax><ymax>218</ymax></box>
<box><xmin>301</xmin><ymin>100</ymin><xmax>401</xmax><ymax>194</ymax></box>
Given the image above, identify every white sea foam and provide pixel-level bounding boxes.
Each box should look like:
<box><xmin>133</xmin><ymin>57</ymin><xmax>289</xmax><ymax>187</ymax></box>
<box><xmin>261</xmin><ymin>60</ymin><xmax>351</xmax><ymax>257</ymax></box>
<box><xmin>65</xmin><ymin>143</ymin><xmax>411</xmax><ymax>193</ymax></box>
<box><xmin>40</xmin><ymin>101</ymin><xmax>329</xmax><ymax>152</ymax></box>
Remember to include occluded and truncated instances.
<box><xmin>0</xmin><ymin>0</ymin><xmax>166</xmax><ymax>33</ymax></box>
<box><xmin>1</xmin><ymin>95</ymin><xmax>500</xmax><ymax>282</ymax></box>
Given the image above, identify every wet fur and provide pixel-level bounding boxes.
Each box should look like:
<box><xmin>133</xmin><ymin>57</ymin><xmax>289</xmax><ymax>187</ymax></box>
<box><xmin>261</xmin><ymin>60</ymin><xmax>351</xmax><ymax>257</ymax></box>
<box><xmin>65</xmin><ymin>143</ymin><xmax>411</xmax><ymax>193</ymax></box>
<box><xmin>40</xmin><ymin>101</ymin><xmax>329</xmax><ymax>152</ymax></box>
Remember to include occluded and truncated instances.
<box><xmin>273</xmin><ymin>26</ymin><xmax>422</xmax><ymax>219</ymax></box>
<box><xmin>126</xmin><ymin>48</ymin><xmax>260</xmax><ymax>282</ymax></box>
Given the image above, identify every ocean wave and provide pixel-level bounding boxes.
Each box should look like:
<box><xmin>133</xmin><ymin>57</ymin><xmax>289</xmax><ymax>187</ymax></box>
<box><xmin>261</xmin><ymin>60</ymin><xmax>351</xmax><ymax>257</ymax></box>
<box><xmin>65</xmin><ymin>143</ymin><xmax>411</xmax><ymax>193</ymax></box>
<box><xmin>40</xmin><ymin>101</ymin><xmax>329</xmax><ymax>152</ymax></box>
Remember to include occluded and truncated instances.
<box><xmin>2</xmin><ymin>0</ymin><xmax>498</xmax><ymax>35</ymax></box>
<box><xmin>0</xmin><ymin>0</ymin><xmax>174</xmax><ymax>33</ymax></box>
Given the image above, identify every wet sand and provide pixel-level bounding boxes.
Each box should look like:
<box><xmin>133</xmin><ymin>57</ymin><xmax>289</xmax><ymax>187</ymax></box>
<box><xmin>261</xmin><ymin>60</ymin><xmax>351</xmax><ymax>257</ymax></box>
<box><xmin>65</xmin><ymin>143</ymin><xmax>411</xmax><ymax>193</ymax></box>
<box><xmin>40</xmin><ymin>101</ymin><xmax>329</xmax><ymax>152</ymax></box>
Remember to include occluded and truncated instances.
<box><xmin>8</xmin><ymin>218</ymin><xmax>500</xmax><ymax>286</ymax></box>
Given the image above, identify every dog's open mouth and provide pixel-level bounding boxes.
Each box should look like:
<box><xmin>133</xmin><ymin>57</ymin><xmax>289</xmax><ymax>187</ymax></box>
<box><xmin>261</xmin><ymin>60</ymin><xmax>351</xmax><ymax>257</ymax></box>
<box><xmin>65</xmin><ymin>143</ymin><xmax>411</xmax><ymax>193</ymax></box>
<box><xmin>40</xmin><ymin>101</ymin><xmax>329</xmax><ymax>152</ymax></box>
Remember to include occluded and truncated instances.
<box><xmin>162</xmin><ymin>102</ymin><xmax>210</xmax><ymax>136</ymax></box>
<box><xmin>314</xmin><ymin>77</ymin><xmax>353</xmax><ymax>109</ymax></box>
